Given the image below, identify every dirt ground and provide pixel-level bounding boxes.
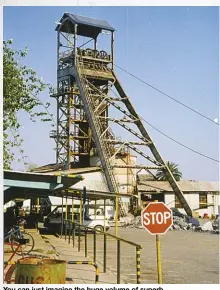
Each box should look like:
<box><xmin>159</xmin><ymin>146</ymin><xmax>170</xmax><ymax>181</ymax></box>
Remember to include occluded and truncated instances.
<box><xmin>4</xmin><ymin>227</ymin><xmax>219</xmax><ymax>284</ymax></box>
<box><xmin>85</xmin><ymin>227</ymin><xmax>219</xmax><ymax>284</ymax></box>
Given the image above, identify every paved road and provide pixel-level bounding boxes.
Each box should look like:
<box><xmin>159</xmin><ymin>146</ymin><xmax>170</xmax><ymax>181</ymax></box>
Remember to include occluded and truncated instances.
<box><xmin>84</xmin><ymin>228</ymin><xmax>219</xmax><ymax>284</ymax></box>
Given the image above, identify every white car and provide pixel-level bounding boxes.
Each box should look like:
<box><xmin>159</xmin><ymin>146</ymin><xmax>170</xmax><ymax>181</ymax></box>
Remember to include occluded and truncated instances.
<box><xmin>44</xmin><ymin>206</ymin><xmax>110</xmax><ymax>232</ymax></box>
<box><xmin>83</xmin><ymin>217</ymin><xmax>110</xmax><ymax>231</ymax></box>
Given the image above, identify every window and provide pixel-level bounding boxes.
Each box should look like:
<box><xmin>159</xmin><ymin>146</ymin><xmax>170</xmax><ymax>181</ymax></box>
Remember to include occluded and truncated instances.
<box><xmin>175</xmin><ymin>195</ymin><xmax>183</xmax><ymax>208</ymax></box>
<box><xmin>199</xmin><ymin>193</ymin><xmax>207</xmax><ymax>209</ymax></box>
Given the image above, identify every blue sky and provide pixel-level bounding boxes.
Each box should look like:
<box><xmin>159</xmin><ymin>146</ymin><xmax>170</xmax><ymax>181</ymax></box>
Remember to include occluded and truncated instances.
<box><xmin>3</xmin><ymin>6</ymin><xmax>219</xmax><ymax>181</ymax></box>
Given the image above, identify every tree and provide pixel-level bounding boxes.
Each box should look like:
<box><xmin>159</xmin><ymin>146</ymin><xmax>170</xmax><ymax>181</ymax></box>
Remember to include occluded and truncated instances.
<box><xmin>156</xmin><ymin>161</ymin><xmax>182</xmax><ymax>181</ymax></box>
<box><xmin>3</xmin><ymin>39</ymin><xmax>53</xmax><ymax>170</ymax></box>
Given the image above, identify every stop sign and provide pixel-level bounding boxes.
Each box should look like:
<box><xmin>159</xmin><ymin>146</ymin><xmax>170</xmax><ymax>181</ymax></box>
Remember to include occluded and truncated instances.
<box><xmin>141</xmin><ymin>202</ymin><xmax>173</xmax><ymax>235</ymax></box>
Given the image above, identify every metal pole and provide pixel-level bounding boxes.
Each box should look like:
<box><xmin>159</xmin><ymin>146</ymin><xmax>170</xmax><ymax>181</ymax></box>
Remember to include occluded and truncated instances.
<box><xmin>104</xmin><ymin>199</ymin><xmax>106</xmax><ymax>232</ymax></box>
<box><xmin>72</xmin><ymin>222</ymin><xmax>75</xmax><ymax>248</ymax></box>
<box><xmin>56</xmin><ymin>31</ymin><xmax>60</xmax><ymax>164</ymax></box>
<box><xmin>93</xmin><ymin>230</ymin><xmax>96</xmax><ymax>263</ymax></box>
<box><xmin>78</xmin><ymin>224</ymin><xmax>81</xmax><ymax>252</ymax></box>
<box><xmin>80</xmin><ymin>193</ymin><xmax>82</xmax><ymax>224</ymax></box>
<box><xmin>68</xmin><ymin>220</ymin><xmax>71</xmax><ymax>244</ymax></box>
<box><xmin>103</xmin><ymin>234</ymin><xmax>107</xmax><ymax>273</ymax></box>
<box><xmin>85</xmin><ymin>229</ymin><xmax>88</xmax><ymax>257</ymax></box>
<box><xmin>65</xmin><ymin>220</ymin><xmax>67</xmax><ymax>240</ymax></box>
<box><xmin>115</xmin><ymin>196</ymin><xmax>118</xmax><ymax>237</ymax></box>
<box><xmin>136</xmin><ymin>247</ymin><xmax>141</xmax><ymax>284</ymax></box>
<box><xmin>117</xmin><ymin>240</ymin><xmax>120</xmax><ymax>284</ymax></box>
<box><xmin>65</xmin><ymin>196</ymin><xmax>68</xmax><ymax>220</ymax></box>
<box><xmin>65</xmin><ymin>196</ymin><xmax>68</xmax><ymax>240</ymax></box>
<box><xmin>94</xmin><ymin>199</ymin><xmax>97</xmax><ymax>220</ymax></box>
<box><xmin>61</xmin><ymin>195</ymin><xmax>63</xmax><ymax>238</ymax></box>
<box><xmin>154</xmin><ymin>199</ymin><xmax>163</xmax><ymax>284</ymax></box>
<box><xmin>72</xmin><ymin>195</ymin><xmax>74</xmax><ymax>222</ymax></box>
<box><xmin>68</xmin><ymin>94</ymin><xmax>72</xmax><ymax>169</ymax></box>
<box><xmin>74</xmin><ymin>24</ymin><xmax>77</xmax><ymax>65</ymax></box>
<box><xmin>83</xmin><ymin>187</ymin><xmax>86</xmax><ymax>225</ymax></box>
<box><xmin>156</xmin><ymin>234</ymin><xmax>162</xmax><ymax>284</ymax></box>
<box><xmin>37</xmin><ymin>198</ymin><xmax>40</xmax><ymax>213</ymax></box>
<box><xmin>95</xmin><ymin>265</ymin><xmax>99</xmax><ymax>284</ymax></box>
<box><xmin>111</xmin><ymin>31</ymin><xmax>114</xmax><ymax>70</ymax></box>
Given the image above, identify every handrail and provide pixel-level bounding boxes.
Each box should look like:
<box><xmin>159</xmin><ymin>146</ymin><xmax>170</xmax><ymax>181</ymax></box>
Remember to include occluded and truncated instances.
<box><xmin>68</xmin><ymin>261</ymin><xmax>99</xmax><ymax>284</ymax></box>
<box><xmin>63</xmin><ymin>219</ymin><xmax>142</xmax><ymax>284</ymax></box>
<box><xmin>64</xmin><ymin>219</ymin><xmax>142</xmax><ymax>248</ymax></box>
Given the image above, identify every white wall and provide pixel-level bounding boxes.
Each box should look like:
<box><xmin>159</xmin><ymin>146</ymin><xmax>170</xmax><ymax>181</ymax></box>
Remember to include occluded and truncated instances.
<box><xmin>90</xmin><ymin>154</ymin><xmax>137</xmax><ymax>195</ymax></box>
<box><xmin>71</xmin><ymin>171</ymin><xmax>109</xmax><ymax>192</ymax></box>
<box><xmin>164</xmin><ymin>194</ymin><xmax>175</xmax><ymax>208</ymax></box>
<box><xmin>49</xmin><ymin>196</ymin><xmax>80</xmax><ymax>207</ymax></box>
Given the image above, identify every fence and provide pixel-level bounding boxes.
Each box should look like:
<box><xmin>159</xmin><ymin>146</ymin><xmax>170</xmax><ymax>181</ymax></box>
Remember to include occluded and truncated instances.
<box><xmin>63</xmin><ymin>219</ymin><xmax>142</xmax><ymax>284</ymax></box>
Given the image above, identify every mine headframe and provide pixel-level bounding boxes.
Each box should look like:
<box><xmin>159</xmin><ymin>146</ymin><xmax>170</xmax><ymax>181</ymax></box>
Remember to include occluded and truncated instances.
<box><xmin>50</xmin><ymin>13</ymin><xmax>192</xmax><ymax>217</ymax></box>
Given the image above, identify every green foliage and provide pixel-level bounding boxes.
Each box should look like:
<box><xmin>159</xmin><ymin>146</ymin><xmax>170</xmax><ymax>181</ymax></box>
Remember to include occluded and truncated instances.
<box><xmin>3</xmin><ymin>39</ymin><xmax>53</xmax><ymax>169</ymax></box>
<box><xmin>156</xmin><ymin>161</ymin><xmax>182</xmax><ymax>181</ymax></box>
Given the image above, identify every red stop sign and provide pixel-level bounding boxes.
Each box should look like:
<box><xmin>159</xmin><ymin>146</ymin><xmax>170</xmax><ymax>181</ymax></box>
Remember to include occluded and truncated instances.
<box><xmin>141</xmin><ymin>202</ymin><xmax>173</xmax><ymax>235</ymax></box>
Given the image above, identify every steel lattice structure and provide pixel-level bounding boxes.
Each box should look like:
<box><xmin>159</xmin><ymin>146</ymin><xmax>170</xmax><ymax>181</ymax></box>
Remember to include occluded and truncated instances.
<box><xmin>50</xmin><ymin>13</ymin><xmax>192</xmax><ymax>217</ymax></box>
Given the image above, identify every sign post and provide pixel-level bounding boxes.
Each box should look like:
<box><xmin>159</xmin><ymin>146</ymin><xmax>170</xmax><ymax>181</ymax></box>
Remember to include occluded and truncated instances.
<box><xmin>82</xmin><ymin>186</ymin><xmax>87</xmax><ymax>225</ymax></box>
<box><xmin>141</xmin><ymin>202</ymin><xmax>173</xmax><ymax>284</ymax></box>
<box><xmin>156</xmin><ymin>234</ymin><xmax>162</xmax><ymax>283</ymax></box>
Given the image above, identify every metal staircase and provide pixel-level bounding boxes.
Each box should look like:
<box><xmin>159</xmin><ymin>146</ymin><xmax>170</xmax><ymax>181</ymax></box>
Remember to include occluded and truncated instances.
<box><xmin>75</xmin><ymin>57</ymin><xmax>127</xmax><ymax>216</ymax></box>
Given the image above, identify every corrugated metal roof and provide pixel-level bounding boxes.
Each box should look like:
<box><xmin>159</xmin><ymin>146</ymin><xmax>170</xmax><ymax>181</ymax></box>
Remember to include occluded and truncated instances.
<box><xmin>56</xmin><ymin>13</ymin><xmax>115</xmax><ymax>32</ymax></box>
<box><xmin>138</xmin><ymin>180</ymin><xmax>220</xmax><ymax>193</ymax></box>
<box><xmin>45</xmin><ymin>167</ymin><xmax>102</xmax><ymax>175</ymax></box>
<box><xmin>32</xmin><ymin>164</ymin><xmax>101</xmax><ymax>174</ymax></box>
<box><xmin>67</xmin><ymin>13</ymin><xmax>115</xmax><ymax>31</ymax></box>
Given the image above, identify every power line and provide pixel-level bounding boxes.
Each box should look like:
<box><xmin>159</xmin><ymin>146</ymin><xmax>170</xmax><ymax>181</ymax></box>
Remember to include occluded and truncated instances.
<box><xmin>115</xmin><ymin>64</ymin><xmax>219</xmax><ymax>126</ymax></box>
<box><xmin>108</xmin><ymin>87</ymin><xmax>219</xmax><ymax>163</ymax></box>
<box><xmin>141</xmin><ymin>118</ymin><xmax>219</xmax><ymax>163</ymax></box>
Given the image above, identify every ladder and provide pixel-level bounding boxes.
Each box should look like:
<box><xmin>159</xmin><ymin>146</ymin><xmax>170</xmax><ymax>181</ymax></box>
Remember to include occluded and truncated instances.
<box><xmin>75</xmin><ymin>56</ymin><xmax>127</xmax><ymax>217</ymax></box>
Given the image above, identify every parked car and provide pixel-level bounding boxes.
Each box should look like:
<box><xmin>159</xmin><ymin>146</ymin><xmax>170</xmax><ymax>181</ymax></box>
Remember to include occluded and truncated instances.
<box><xmin>44</xmin><ymin>205</ymin><xmax>110</xmax><ymax>233</ymax></box>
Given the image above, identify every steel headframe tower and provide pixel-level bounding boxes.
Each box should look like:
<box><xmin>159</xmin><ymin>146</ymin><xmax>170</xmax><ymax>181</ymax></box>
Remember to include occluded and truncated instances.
<box><xmin>50</xmin><ymin>13</ymin><xmax>192</xmax><ymax>217</ymax></box>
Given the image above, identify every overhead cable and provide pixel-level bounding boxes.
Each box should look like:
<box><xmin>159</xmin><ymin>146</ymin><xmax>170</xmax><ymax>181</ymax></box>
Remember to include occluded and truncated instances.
<box><xmin>115</xmin><ymin>64</ymin><xmax>219</xmax><ymax>126</ymax></box>
<box><xmin>109</xmin><ymin>87</ymin><xmax>219</xmax><ymax>163</ymax></box>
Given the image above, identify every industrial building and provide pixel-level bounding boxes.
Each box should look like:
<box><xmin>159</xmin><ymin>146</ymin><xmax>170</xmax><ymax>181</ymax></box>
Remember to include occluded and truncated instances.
<box><xmin>137</xmin><ymin>175</ymin><xmax>220</xmax><ymax>217</ymax></box>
